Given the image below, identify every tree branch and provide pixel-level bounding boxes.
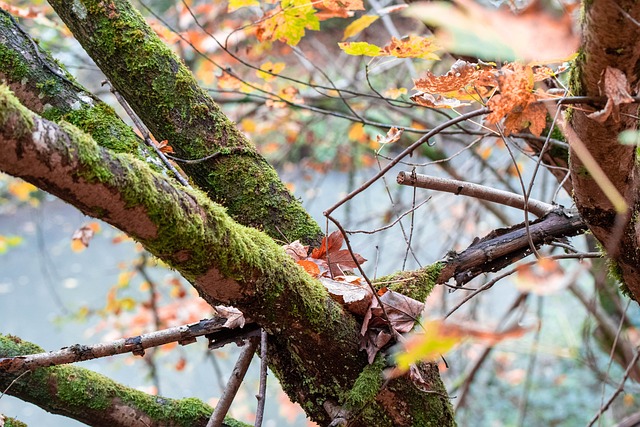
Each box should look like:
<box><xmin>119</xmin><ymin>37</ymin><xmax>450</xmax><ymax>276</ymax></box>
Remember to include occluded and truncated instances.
<box><xmin>0</xmin><ymin>318</ymin><xmax>229</xmax><ymax>373</ymax></box>
<box><xmin>397</xmin><ymin>171</ymin><xmax>554</xmax><ymax>217</ymax></box>
<box><xmin>0</xmin><ymin>334</ymin><xmax>245</xmax><ymax>427</ymax></box>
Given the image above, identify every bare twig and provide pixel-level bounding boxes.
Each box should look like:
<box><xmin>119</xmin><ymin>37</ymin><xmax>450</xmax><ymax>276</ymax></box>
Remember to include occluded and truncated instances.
<box><xmin>588</xmin><ymin>347</ymin><xmax>640</xmax><ymax>427</ymax></box>
<box><xmin>254</xmin><ymin>330</ymin><xmax>268</xmax><ymax>427</ymax></box>
<box><xmin>207</xmin><ymin>337</ymin><xmax>259</xmax><ymax>427</ymax></box>
<box><xmin>397</xmin><ymin>172</ymin><xmax>554</xmax><ymax>217</ymax></box>
<box><xmin>0</xmin><ymin>318</ymin><xmax>228</xmax><ymax>373</ymax></box>
<box><xmin>324</xmin><ymin>108</ymin><xmax>491</xmax><ymax>217</ymax></box>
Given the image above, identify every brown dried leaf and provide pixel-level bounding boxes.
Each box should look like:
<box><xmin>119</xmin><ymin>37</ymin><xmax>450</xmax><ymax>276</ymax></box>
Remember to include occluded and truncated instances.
<box><xmin>283</xmin><ymin>240</ymin><xmax>309</xmax><ymax>261</ymax></box>
<box><xmin>411</xmin><ymin>92</ymin><xmax>469</xmax><ymax>109</ymax></box>
<box><xmin>71</xmin><ymin>222</ymin><xmax>100</xmax><ymax>249</ymax></box>
<box><xmin>377</xmin><ymin>127</ymin><xmax>403</xmax><ymax>145</ymax></box>
<box><xmin>215</xmin><ymin>305</ymin><xmax>246</xmax><ymax>329</ymax></box>
<box><xmin>320</xmin><ymin>276</ymin><xmax>373</xmax><ymax>316</ymax></box>
<box><xmin>503</xmin><ymin>101</ymin><xmax>547</xmax><ymax>136</ymax></box>
<box><xmin>587</xmin><ymin>67</ymin><xmax>634</xmax><ymax>123</ymax></box>
<box><xmin>379</xmin><ymin>290</ymin><xmax>424</xmax><ymax>333</ymax></box>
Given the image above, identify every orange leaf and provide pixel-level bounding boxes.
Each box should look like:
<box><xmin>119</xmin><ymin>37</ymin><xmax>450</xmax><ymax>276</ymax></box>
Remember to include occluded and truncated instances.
<box><xmin>297</xmin><ymin>259</ymin><xmax>321</xmax><ymax>277</ymax></box>
<box><xmin>382</xmin><ymin>35</ymin><xmax>440</xmax><ymax>60</ymax></box>
<box><xmin>322</xmin><ymin>0</ymin><xmax>364</xmax><ymax>11</ymax></box>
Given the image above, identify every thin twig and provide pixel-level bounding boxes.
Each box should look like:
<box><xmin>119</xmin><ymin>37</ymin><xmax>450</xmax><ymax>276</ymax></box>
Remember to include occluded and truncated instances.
<box><xmin>324</xmin><ymin>108</ymin><xmax>491</xmax><ymax>217</ymax></box>
<box><xmin>397</xmin><ymin>172</ymin><xmax>554</xmax><ymax>217</ymax></box>
<box><xmin>254</xmin><ymin>330</ymin><xmax>268</xmax><ymax>427</ymax></box>
<box><xmin>207</xmin><ymin>337</ymin><xmax>259</xmax><ymax>427</ymax></box>
<box><xmin>588</xmin><ymin>347</ymin><xmax>640</xmax><ymax>427</ymax></box>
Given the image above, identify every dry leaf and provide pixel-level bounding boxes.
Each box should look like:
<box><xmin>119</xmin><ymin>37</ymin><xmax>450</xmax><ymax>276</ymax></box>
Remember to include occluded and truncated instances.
<box><xmin>297</xmin><ymin>259</ymin><xmax>321</xmax><ymax>277</ymax></box>
<box><xmin>320</xmin><ymin>276</ymin><xmax>372</xmax><ymax>316</ymax></box>
<box><xmin>283</xmin><ymin>240</ymin><xmax>309</xmax><ymax>261</ymax></box>
<box><xmin>71</xmin><ymin>222</ymin><xmax>101</xmax><ymax>251</ymax></box>
<box><xmin>377</xmin><ymin>127</ymin><xmax>403</xmax><ymax>145</ymax></box>
<box><xmin>515</xmin><ymin>258</ymin><xmax>567</xmax><ymax>295</ymax></box>
<box><xmin>587</xmin><ymin>66</ymin><xmax>634</xmax><ymax>123</ymax></box>
<box><xmin>215</xmin><ymin>305</ymin><xmax>246</xmax><ymax>329</ymax></box>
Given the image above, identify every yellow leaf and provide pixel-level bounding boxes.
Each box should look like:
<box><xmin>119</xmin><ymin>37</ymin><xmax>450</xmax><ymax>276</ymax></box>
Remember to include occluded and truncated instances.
<box><xmin>0</xmin><ymin>235</ymin><xmax>23</xmax><ymax>254</ymax></box>
<box><xmin>342</xmin><ymin>14</ymin><xmax>379</xmax><ymax>40</ymax></box>
<box><xmin>70</xmin><ymin>239</ymin><xmax>86</xmax><ymax>253</ymax></box>
<box><xmin>382</xmin><ymin>35</ymin><xmax>440</xmax><ymax>60</ymax></box>
<box><xmin>256</xmin><ymin>0</ymin><xmax>320</xmax><ymax>46</ymax></box>
<box><xmin>347</xmin><ymin>123</ymin><xmax>367</xmax><ymax>143</ymax></box>
<box><xmin>8</xmin><ymin>180</ymin><xmax>37</xmax><ymax>201</ymax></box>
<box><xmin>256</xmin><ymin>61</ymin><xmax>286</xmax><ymax>82</ymax></box>
<box><xmin>382</xmin><ymin>87</ymin><xmax>407</xmax><ymax>99</ymax></box>
<box><xmin>240</xmin><ymin>118</ymin><xmax>257</xmax><ymax>133</ymax></box>
<box><xmin>338</xmin><ymin>41</ymin><xmax>382</xmax><ymax>57</ymax></box>
<box><xmin>117</xmin><ymin>271</ymin><xmax>134</xmax><ymax>288</ymax></box>
<box><xmin>228</xmin><ymin>0</ymin><xmax>259</xmax><ymax>12</ymax></box>
<box><xmin>120</xmin><ymin>297</ymin><xmax>137</xmax><ymax>311</ymax></box>
<box><xmin>395</xmin><ymin>320</ymin><xmax>461</xmax><ymax>370</ymax></box>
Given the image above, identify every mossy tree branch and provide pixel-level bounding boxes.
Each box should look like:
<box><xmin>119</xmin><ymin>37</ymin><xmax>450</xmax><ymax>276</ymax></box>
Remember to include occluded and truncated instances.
<box><xmin>45</xmin><ymin>0</ymin><xmax>322</xmax><ymax>247</ymax></box>
<box><xmin>0</xmin><ymin>334</ymin><xmax>246</xmax><ymax>427</ymax></box>
<box><xmin>0</xmin><ymin>85</ymin><xmax>453</xmax><ymax>426</ymax></box>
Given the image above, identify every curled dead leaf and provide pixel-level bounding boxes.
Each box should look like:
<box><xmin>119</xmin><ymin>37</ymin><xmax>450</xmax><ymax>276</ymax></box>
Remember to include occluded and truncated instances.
<box><xmin>214</xmin><ymin>305</ymin><xmax>246</xmax><ymax>329</ymax></box>
<box><xmin>320</xmin><ymin>276</ymin><xmax>372</xmax><ymax>316</ymax></box>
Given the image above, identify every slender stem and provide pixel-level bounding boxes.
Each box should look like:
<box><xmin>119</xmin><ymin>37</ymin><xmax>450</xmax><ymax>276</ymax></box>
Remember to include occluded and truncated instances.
<box><xmin>207</xmin><ymin>338</ymin><xmax>259</xmax><ymax>427</ymax></box>
<box><xmin>254</xmin><ymin>330</ymin><xmax>268</xmax><ymax>427</ymax></box>
<box><xmin>397</xmin><ymin>172</ymin><xmax>555</xmax><ymax>217</ymax></box>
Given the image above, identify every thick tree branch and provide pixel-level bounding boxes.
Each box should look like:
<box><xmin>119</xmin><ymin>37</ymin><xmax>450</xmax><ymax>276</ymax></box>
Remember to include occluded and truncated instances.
<box><xmin>45</xmin><ymin>0</ymin><xmax>322</xmax><ymax>246</ymax></box>
<box><xmin>0</xmin><ymin>86</ymin><xmax>451</xmax><ymax>426</ymax></box>
<box><xmin>569</xmin><ymin>0</ymin><xmax>640</xmax><ymax>300</ymax></box>
<box><xmin>0</xmin><ymin>334</ymin><xmax>245</xmax><ymax>427</ymax></box>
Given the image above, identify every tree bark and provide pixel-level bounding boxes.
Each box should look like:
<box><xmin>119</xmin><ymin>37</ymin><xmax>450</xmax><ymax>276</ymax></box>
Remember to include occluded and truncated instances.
<box><xmin>0</xmin><ymin>84</ymin><xmax>453</xmax><ymax>426</ymax></box>
<box><xmin>569</xmin><ymin>0</ymin><xmax>640</xmax><ymax>300</ymax></box>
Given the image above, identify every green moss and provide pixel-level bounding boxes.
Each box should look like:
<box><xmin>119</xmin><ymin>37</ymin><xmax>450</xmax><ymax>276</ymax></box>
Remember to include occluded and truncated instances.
<box><xmin>58</xmin><ymin>121</ymin><xmax>115</xmax><ymax>183</ymax></box>
<box><xmin>343</xmin><ymin>355</ymin><xmax>385</xmax><ymax>410</ymax></box>
<box><xmin>0</xmin><ymin>42</ymin><xmax>30</xmax><ymax>81</ymax></box>
<box><xmin>0</xmin><ymin>85</ymin><xmax>35</xmax><ymax>136</ymax></box>
<box><xmin>35</xmin><ymin>78</ymin><xmax>62</xmax><ymax>97</ymax></box>
<box><xmin>3</xmin><ymin>416</ymin><xmax>28</xmax><ymax>427</ymax></box>
<box><xmin>376</xmin><ymin>262</ymin><xmax>444</xmax><ymax>301</ymax></box>
<box><xmin>43</xmin><ymin>103</ymin><xmax>139</xmax><ymax>154</ymax></box>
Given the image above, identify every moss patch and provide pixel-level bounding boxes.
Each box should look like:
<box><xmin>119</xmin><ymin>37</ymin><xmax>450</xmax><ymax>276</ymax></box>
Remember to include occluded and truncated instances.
<box><xmin>376</xmin><ymin>262</ymin><xmax>444</xmax><ymax>301</ymax></box>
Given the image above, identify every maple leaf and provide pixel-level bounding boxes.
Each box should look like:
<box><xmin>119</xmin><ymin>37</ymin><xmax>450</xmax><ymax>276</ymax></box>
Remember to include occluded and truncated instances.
<box><xmin>382</xmin><ymin>35</ymin><xmax>440</xmax><ymax>60</ymax></box>
<box><xmin>502</xmin><ymin>101</ymin><xmax>547</xmax><ymax>137</ymax></box>
<box><xmin>342</xmin><ymin>14</ymin><xmax>379</xmax><ymax>40</ymax></box>
<box><xmin>311</xmin><ymin>230</ymin><xmax>366</xmax><ymax>277</ymax></box>
<box><xmin>485</xmin><ymin>63</ymin><xmax>547</xmax><ymax>135</ymax></box>
<box><xmin>338</xmin><ymin>41</ymin><xmax>382</xmax><ymax>57</ymax></box>
<box><xmin>256</xmin><ymin>0</ymin><xmax>320</xmax><ymax>46</ymax></box>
